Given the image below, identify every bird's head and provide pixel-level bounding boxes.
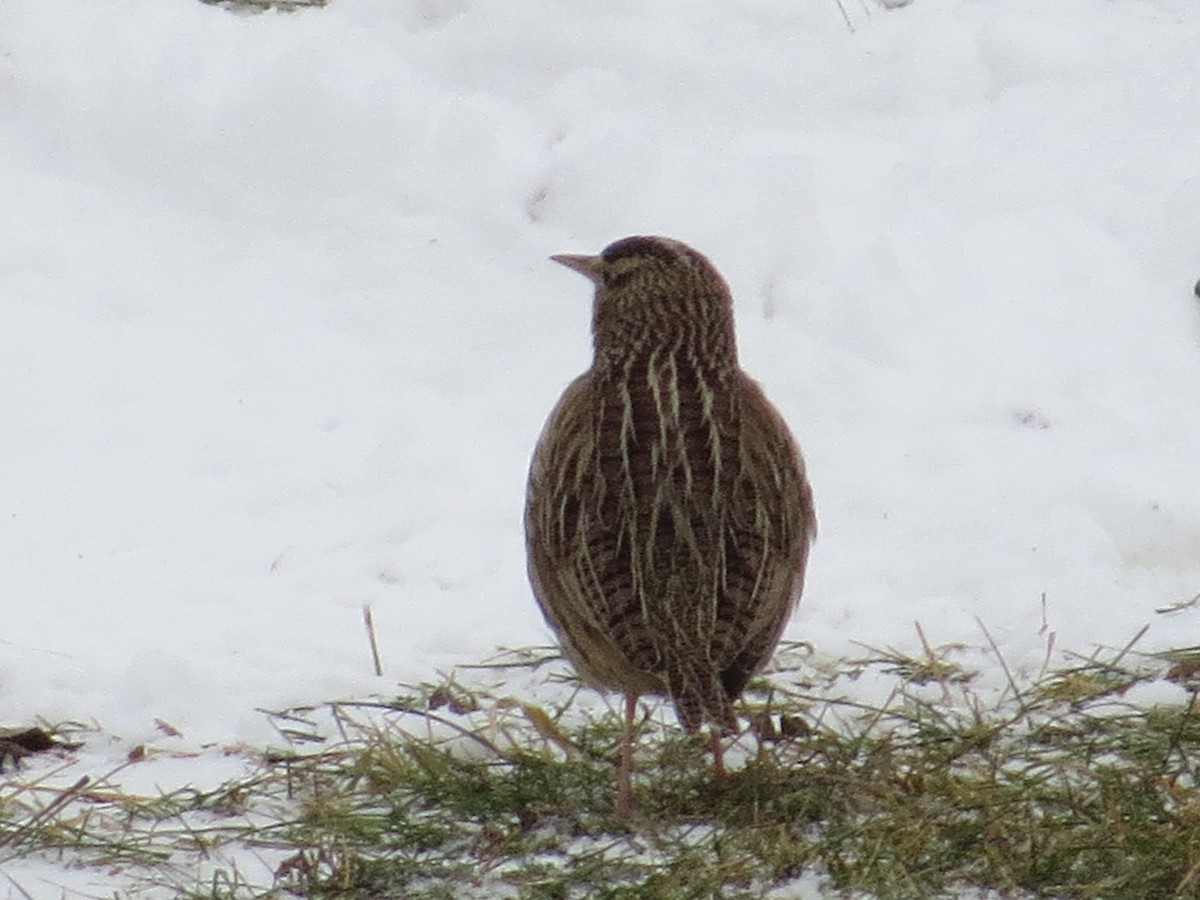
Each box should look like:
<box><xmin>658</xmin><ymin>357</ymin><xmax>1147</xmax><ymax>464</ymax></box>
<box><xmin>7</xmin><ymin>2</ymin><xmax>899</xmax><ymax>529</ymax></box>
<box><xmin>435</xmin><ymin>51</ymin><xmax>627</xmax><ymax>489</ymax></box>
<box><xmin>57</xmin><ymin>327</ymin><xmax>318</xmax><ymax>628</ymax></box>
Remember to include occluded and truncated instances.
<box><xmin>551</xmin><ymin>235</ymin><xmax>737</xmax><ymax>369</ymax></box>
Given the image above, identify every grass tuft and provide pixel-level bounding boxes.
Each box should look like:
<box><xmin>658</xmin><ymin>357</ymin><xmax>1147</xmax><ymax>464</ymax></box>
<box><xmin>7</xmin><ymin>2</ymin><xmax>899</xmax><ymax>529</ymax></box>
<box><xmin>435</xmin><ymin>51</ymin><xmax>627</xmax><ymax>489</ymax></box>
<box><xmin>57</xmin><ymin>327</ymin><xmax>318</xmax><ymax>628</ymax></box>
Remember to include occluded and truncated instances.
<box><xmin>4</xmin><ymin>637</ymin><xmax>1200</xmax><ymax>897</ymax></box>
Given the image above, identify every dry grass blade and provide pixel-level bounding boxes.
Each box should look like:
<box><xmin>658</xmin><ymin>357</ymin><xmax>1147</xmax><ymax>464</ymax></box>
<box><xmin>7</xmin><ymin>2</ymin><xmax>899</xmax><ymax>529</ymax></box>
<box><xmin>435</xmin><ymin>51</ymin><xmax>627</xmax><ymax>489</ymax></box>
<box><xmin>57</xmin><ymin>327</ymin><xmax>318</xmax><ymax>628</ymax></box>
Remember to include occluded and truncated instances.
<box><xmin>0</xmin><ymin>775</ymin><xmax>89</xmax><ymax>854</ymax></box>
<box><xmin>0</xmin><ymin>869</ymin><xmax>35</xmax><ymax>900</ymax></box>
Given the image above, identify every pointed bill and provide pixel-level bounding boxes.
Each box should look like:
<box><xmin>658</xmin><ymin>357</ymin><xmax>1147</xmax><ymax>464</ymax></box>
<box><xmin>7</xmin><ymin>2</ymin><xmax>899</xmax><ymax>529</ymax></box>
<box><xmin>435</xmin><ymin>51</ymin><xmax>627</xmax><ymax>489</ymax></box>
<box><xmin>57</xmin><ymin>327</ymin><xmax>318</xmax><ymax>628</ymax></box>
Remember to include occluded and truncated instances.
<box><xmin>550</xmin><ymin>253</ymin><xmax>603</xmax><ymax>282</ymax></box>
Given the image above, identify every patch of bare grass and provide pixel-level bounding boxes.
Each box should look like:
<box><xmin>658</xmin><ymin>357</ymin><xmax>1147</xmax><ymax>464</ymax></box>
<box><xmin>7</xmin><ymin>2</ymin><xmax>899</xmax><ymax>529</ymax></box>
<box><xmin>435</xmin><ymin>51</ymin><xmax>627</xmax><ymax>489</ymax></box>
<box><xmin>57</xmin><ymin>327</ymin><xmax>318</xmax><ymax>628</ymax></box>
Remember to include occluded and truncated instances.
<box><xmin>4</xmin><ymin>635</ymin><xmax>1200</xmax><ymax>898</ymax></box>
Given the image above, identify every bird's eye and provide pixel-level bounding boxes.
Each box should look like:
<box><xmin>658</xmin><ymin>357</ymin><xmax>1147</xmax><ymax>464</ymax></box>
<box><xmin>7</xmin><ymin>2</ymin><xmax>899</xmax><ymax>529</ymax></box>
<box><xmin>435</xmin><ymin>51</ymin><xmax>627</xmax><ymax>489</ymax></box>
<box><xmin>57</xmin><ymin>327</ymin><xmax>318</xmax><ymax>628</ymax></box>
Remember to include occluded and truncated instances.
<box><xmin>602</xmin><ymin>266</ymin><xmax>636</xmax><ymax>291</ymax></box>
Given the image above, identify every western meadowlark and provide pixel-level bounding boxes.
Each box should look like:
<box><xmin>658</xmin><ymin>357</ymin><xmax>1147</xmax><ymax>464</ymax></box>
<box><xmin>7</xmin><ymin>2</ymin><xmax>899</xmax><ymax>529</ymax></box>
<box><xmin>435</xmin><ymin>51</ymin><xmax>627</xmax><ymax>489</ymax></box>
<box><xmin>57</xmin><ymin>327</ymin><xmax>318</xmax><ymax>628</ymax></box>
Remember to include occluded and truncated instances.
<box><xmin>525</xmin><ymin>235</ymin><xmax>816</xmax><ymax>813</ymax></box>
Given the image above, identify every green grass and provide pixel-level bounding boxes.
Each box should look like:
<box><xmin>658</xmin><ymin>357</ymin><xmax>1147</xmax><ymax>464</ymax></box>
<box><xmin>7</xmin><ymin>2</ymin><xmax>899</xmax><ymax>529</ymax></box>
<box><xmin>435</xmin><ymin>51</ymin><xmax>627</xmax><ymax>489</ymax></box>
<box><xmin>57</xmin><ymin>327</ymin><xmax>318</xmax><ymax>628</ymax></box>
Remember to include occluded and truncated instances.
<box><xmin>4</xmin><ymin>638</ymin><xmax>1200</xmax><ymax>898</ymax></box>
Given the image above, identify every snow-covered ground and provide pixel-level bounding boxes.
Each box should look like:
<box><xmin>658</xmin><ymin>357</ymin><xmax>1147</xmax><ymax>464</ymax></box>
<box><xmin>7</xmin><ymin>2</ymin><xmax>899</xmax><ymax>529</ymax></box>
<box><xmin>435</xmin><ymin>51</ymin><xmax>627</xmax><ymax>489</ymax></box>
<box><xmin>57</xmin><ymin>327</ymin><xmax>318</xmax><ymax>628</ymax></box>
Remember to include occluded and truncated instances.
<box><xmin>3</xmin><ymin>0</ymin><xmax>1200</xmax><ymax>894</ymax></box>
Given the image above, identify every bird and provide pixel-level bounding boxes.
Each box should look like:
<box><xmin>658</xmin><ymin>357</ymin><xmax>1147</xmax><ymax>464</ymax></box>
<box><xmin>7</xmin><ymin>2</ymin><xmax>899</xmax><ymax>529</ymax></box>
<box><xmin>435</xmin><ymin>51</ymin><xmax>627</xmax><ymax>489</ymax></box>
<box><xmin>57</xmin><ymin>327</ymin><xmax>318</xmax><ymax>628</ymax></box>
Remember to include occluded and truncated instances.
<box><xmin>524</xmin><ymin>235</ymin><xmax>816</xmax><ymax>814</ymax></box>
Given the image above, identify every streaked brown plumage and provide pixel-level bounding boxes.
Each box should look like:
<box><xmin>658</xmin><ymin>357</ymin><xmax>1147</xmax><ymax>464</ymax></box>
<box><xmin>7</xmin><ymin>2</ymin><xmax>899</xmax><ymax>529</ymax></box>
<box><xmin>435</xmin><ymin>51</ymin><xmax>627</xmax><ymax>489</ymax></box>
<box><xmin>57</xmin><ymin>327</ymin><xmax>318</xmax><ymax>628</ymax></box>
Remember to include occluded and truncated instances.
<box><xmin>525</xmin><ymin>236</ymin><xmax>816</xmax><ymax>806</ymax></box>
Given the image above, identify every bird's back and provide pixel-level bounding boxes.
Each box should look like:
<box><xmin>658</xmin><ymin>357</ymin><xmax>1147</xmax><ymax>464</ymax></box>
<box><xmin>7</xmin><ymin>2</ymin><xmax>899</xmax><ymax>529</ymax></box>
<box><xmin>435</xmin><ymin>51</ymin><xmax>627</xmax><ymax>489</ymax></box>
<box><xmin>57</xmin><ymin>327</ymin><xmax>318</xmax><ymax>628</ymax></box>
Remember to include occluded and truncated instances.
<box><xmin>526</xmin><ymin>351</ymin><xmax>815</xmax><ymax>732</ymax></box>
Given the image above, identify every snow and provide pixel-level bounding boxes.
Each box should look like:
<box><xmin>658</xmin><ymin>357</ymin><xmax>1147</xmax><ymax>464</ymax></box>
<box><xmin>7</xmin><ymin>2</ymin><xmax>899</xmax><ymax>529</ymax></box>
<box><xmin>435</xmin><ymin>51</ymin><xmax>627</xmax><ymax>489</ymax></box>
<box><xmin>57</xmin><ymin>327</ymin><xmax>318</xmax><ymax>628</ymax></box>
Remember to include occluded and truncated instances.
<box><xmin>2</xmin><ymin>0</ymin><xmax>1200</xmax><ymax>893</ymax></box>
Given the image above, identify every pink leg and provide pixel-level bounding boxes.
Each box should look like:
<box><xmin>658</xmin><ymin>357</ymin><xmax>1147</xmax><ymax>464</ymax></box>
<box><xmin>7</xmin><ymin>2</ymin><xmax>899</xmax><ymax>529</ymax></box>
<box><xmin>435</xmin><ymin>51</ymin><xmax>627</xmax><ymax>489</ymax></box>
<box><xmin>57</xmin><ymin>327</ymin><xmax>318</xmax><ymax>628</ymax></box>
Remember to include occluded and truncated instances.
<box><xmin>710</xmin><ymin>728</ymin><xmax>726</xmax><ymax>781</ymax></box>
<box><xmin>616</xmin><ymin>693</ymin><xmax>638</xmax><ymax>816</ymax></box>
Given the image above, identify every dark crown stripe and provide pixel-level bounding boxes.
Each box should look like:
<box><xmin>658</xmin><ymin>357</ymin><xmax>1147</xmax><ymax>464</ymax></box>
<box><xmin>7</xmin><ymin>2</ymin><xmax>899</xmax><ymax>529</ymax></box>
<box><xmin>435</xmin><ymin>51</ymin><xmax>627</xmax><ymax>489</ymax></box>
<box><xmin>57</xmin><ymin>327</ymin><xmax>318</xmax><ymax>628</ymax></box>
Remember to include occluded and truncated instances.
<box><xmin>601</xmin><ymin>236</ymin><xmax>679</xmax><ymax>266</ymax></box>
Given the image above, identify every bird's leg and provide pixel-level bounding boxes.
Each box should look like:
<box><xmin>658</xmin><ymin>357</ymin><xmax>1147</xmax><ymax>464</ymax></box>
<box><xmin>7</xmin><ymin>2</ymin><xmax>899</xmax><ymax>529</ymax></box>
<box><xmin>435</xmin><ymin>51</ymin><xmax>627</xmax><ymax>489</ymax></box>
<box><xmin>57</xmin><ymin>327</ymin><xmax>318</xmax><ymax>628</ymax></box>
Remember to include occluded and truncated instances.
<box><xmin>616</xmin><ymin>692</ymin><xmax>638</xmax><ymax>816</ymax></box>
<box><xmin>710</xmin><ymin>728</ymin><xmax>727</xmax><ymax>781</ymax></box>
